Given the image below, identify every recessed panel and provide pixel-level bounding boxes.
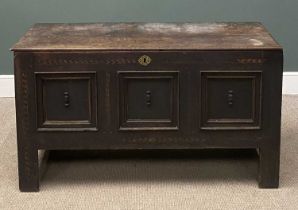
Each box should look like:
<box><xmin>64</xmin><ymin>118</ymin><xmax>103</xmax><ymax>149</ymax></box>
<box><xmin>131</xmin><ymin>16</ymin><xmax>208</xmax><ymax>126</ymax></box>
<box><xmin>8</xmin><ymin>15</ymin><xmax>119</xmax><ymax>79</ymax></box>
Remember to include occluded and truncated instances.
<box><xmin>126</xmin><ymin>79</ymin><xmax>171</xmax><ymax>120</ymax></box>
<box><xmin>201</xmin><ymin>71</ymin><xmax>261</xmax><ymax>130</ymax></box>
<box><xmin>36</xmin><ymin>72</ymin><xmax>97</xmax><ymax>131</ymax></box>
<box><xmin>118</xmin><ymin>71</ymin><xmax>179</xmax><ymax>130</ymax></box>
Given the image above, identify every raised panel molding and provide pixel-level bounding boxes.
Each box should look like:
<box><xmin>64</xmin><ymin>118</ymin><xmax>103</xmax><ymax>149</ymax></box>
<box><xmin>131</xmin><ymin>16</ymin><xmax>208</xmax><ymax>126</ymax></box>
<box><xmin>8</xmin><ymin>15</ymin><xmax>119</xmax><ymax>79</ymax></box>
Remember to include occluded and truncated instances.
<box><xmin>118</xmin><ymin>71</ymin><xmax>179</xmax><ymax>130</ymax></box>
<box><xmin>35</xmin><ymin>72</ymin><xmax>98</xmax><ymax>131</ymax></box>
<box><xmin>200</xmin><ymin>71</ymin><xmax>262</xmax><ymax>130</ymax></box>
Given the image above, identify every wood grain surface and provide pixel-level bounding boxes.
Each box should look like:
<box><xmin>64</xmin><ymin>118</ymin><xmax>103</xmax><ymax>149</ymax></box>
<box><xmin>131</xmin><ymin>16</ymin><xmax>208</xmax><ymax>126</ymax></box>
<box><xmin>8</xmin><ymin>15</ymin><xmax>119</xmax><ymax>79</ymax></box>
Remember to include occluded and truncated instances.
<box><xmin>11</xmin><ymin>22</ymin><xmax>281</xmax><ymax>51</ymax></box>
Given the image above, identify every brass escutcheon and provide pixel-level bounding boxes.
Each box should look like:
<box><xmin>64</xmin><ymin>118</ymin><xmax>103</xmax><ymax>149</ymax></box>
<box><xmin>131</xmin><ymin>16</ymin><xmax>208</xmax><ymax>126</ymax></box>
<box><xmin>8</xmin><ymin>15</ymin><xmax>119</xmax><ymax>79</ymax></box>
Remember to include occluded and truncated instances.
<box><xmin>138</xmin><ymin>55</ymin><xmax>152</xmax><ymax>66</ymax></box>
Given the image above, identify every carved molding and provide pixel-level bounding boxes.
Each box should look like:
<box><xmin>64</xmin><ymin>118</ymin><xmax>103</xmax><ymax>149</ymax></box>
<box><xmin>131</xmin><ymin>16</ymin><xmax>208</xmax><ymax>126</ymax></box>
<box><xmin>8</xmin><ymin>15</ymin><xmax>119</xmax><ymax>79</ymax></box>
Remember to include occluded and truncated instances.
<box><xmin>237</xmin><ymin>58</ymin><xmax>266</xmax><ymax>64</ymax></box>
<box><xmin>21</xmin><ymin>71</ymin><xmax>33</xmax><ymax>180</ymax></box>
<box><xmin>103</xmin><ymin>71</ymin><xmax>113</xmax><ymax>133</ymax></box>
<box><xmin>36</xmin><ymin>58</ymin><xmax>137</xmax><ymax>65</ymax></box>
<box><xmin>121</xmin><ymin>136</ymin><xmax>203</xmax><ymax>144</ymax></box>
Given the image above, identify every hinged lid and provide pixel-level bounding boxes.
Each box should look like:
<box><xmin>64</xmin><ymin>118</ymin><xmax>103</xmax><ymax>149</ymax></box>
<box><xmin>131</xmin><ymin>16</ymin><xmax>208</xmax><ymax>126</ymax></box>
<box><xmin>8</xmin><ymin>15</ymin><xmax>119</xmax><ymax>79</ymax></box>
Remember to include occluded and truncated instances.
<box><xmin>11</xmin><ymin>22</ymin><xmax>282</xmax><ymax>51</ymax></box>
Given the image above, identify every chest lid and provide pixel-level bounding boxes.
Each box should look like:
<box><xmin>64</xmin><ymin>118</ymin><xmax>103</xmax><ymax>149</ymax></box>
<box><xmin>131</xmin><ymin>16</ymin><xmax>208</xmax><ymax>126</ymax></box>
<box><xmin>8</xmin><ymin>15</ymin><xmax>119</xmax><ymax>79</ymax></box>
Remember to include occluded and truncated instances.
<box><xmin>11</xmin><ymin>22</ymin><xmax>281</xmax><ymax>51</ymax></box>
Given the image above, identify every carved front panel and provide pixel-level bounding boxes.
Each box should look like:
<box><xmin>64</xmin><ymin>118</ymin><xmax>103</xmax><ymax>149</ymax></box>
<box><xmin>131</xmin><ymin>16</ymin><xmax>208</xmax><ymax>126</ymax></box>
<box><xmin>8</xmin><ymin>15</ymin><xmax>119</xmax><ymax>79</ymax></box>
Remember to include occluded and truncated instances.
<box><xmin>200</xmin><ymin>71</ymin><xmax>262</xmax><ymax>130</ymax></box>
<box><xmin>118</xmin><ymin>71</ymin><xmax>179</xmax><ymax>130</ymax></box>
<box><xmin>35</xmin><ymin>72</ymin><xmax>97</xmax><ymax>131</ymax></box>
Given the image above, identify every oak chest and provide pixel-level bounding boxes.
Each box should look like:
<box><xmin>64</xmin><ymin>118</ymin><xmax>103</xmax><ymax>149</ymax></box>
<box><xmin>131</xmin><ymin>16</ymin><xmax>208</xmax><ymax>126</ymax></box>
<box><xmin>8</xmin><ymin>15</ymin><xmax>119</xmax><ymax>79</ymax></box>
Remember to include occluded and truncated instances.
<box><xmin>11</xmin><ymin>23</ymin><xmax>283</xmax><ymax>191</ymax></box>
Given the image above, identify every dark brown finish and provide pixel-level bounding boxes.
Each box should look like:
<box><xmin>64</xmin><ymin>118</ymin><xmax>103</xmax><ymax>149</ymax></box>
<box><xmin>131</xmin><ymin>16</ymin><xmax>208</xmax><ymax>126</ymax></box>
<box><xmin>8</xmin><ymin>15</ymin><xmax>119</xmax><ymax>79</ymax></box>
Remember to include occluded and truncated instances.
<box><xmin>118</xmin><ymin>71</ymin><xmax>179</xmax><ymax>130</ymax></box>
<box><xmin>11</xmin><ymin>23</ymin><xmax>283</xmax><ymax>191</ymax></box>
<box><xmin>200</xmin><ymin>71</ymin><xmax>262</xmax><ymax>130</ymax></box>
<box><xmin>35</xmin><ymin>72</ymin><xmax>98</xmax><ymax>131</ymax></box>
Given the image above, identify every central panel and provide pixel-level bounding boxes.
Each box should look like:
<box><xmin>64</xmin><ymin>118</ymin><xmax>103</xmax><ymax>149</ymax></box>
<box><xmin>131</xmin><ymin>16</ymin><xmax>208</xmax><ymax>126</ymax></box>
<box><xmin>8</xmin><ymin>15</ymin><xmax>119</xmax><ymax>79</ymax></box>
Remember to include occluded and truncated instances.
<box><xmin>118</xmin><ymin>71</ymin><xmax>179</xmax><ymax>130</ymax></box>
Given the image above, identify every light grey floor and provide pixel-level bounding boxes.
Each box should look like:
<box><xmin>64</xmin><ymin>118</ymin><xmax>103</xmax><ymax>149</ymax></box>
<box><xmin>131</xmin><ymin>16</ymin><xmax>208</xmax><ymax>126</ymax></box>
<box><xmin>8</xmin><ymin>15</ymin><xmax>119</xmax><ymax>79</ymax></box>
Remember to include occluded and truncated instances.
<box><xmin>0</xmin><ymin>96</ymin><xmax>297</xmax><ymax>210</ymax></box>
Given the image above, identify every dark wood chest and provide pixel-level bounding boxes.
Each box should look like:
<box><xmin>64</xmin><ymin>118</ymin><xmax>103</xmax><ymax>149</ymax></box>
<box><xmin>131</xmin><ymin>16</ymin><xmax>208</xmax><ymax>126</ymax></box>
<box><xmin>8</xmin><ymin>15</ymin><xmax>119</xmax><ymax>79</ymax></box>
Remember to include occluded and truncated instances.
<box><xmin>11</xmin><ymin>23</ymin><xmax>283</xmax><ymax>191</ymax></box>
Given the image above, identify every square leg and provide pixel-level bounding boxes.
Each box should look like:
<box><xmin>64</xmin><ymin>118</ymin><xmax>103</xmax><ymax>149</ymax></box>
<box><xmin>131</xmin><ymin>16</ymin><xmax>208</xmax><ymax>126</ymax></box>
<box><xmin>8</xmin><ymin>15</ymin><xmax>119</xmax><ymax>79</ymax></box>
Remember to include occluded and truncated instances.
<box><xmin>17</xmin><ymin>145</ymin><xmax>39</xmax><ymax>192</ymax></box>
<box><xmin>258</xmin><ymin>146</ymin><xmax>280</xmax><ymax>188</ymax></box>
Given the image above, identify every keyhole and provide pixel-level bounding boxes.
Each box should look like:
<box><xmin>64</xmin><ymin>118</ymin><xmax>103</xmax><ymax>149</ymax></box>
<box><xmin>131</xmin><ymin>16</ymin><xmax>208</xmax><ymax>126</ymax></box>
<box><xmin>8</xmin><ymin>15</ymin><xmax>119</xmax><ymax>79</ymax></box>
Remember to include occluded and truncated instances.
<box><xmin>138</xmin><ymin>55</ymin><xmax>151</xmax><ymax>66</ymax></box>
